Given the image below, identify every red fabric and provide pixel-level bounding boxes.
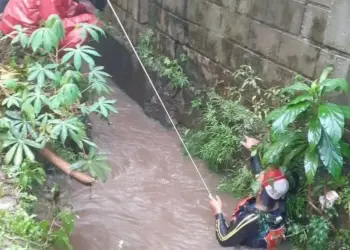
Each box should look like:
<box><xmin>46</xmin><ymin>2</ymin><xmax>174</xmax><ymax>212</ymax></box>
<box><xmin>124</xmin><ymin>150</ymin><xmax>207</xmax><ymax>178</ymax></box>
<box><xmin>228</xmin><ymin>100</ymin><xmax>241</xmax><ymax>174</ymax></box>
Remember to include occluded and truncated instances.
<box><xmin>230</xmin><ymin>196</ymin><xmax>253</xmax><ymax>221</ymax></box>
<box><xmin>0</xmin><ymin>0</ymin><xmax>98</xmax><ymax>48</ymax></box>
<box><xmin>261</xmin><ymin>169</ymin><xmax>285</xmax><ymax>187</ymax></box>
<box><xmin>264</xmin><ymin>226</ymin><xmax>285</xmax><ymax>250</ymax></box>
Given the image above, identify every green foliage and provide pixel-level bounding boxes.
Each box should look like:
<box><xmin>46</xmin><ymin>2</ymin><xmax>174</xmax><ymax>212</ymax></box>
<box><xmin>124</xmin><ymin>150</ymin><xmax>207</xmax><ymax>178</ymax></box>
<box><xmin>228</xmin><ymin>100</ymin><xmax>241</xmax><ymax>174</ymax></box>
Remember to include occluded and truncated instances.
<box><xmin>71</xmin><ymin>147</ymin><xmax>110</xmax><ymax>182</ymax></box>
<box><xmin>1</xmin><ymin>160</ymin><xmax>74</xmax><ymax>249</ymax></box>
<box><xmin>0</xmin><ymin>15</ymin><xmax>115</xmax><ymax>180</ymax></box>
<box><xmin>0</xmin><ymin>15</ymin><xmax>116</xmax><ymax>249</ymax></box>
<box><xmin>232</xmin><ymin>65</ymin><xmax>290</xmax><ymax>119</ymax></box>
<box><xmin>0</xmin><ymin>208</ymin><xmax>74</xmax><ymax>250</ymax></box>
<box><xmin>217</xmin><ymin>165</ymin><xmax>254</xmax><ymax>197</ymax></box>
<box><xmin>184</xmin><ymin>88</ymin><xmax>264</xmax><ymax>171</ymax></box>
<box><xmin>262</xmin><ymin>67</ymin><xmax>350</xmax><ymax>249</ymax></box>
<box><xmin>184</xmin><ymin>65</ymin><xmax>287</xmax><ymax>172</ymax></box>
<box><xmin>3</xmin><ymin>160</ymin><xmax>46</xmax><ymax>191</ymax></box>
<box><xmin>138</xmin><ymin>29</ymin><xmax>189</xmax><ymax>88</ymax></box>
<box><xmin>265</xmin><ymin>67</ymin><xmax>350</xmax><ymax>182</ymax></box>
<box><xmin>287</xmin><ymin>216</ymin><xmax>330</xmax><ymax>250</ymax></box>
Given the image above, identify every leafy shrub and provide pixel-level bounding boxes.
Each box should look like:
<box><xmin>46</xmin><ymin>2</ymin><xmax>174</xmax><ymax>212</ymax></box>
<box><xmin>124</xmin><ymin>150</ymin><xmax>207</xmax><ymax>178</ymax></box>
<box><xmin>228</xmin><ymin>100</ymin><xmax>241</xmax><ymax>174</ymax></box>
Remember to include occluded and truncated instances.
<box><xmin>184</xmin><ymin>88</ymin><xmax>264</xmax><ymax>171</ymax></box>
<box><xmin>263</xmin><ymin>67</ymin><xmax>350</xmax><ymax>249</ymax></box>
<box><xmin>0</xmin><ymin>15</ymin><xmax>115</xmax><ymax>180</ymax></box>
<box><xmin>264</xmin><ymin>67</ymin><xmax>350</xmax><ymax>182</ymax></box>
<box><xmin>0</xmin><ymin>15</ymin><xmax>117</xmax><ymax>249</ymax></box>
<box><xmin>217</xmin><ymin>164</ymin><xmax>254</xmax><ymax>197</ymax></box>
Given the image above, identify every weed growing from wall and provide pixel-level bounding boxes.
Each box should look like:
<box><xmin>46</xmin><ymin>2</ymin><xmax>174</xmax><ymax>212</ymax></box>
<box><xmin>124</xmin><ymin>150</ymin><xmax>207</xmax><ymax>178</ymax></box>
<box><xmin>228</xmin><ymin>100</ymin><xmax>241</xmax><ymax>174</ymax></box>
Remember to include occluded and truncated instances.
<box><xmin>138</xmin><ymin>29</ymin><xmax>189</xmax><ymax>89</ymax></box>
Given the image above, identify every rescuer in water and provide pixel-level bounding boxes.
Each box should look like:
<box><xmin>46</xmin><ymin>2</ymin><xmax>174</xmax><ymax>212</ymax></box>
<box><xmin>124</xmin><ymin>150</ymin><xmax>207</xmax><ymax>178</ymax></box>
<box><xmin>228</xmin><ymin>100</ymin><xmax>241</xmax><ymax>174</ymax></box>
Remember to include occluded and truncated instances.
<box><xmin>210</xmin><ymin>136</ymin><xmax>289</xmax><ymax>250</ymax></box>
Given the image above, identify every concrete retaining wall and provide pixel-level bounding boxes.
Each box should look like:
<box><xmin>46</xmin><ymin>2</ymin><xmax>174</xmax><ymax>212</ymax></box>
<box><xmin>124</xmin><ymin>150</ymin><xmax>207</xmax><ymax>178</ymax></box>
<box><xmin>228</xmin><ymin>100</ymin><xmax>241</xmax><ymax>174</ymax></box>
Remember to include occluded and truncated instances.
<box><xmin>103</xmin><ymin>0</ymin><xmax>350</xmax><ymax>104</ymax></box>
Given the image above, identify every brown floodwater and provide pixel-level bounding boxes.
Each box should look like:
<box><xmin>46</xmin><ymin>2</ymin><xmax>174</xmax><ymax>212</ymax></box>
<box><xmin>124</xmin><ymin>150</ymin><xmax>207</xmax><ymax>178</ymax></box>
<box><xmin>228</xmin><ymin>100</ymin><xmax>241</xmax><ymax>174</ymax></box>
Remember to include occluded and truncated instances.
<box><xmin>65</xmin><ymin>83</ymin><xmax>246</xmax><ymax>250</ymax></box>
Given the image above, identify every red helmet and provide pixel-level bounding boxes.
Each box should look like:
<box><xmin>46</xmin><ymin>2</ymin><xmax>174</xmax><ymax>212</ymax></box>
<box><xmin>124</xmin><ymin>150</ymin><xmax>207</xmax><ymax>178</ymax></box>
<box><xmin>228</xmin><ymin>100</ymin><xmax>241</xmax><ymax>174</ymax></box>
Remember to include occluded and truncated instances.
<box><xmin>259</xmin><ymin>168</ymin><xmax>289</xmax><ymax>200</ymax></box>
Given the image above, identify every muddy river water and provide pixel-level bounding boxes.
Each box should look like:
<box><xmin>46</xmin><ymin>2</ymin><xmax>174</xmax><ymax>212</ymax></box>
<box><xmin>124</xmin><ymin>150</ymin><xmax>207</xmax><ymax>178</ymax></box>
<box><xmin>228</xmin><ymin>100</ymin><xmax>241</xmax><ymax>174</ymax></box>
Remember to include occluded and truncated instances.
<box><xmin>65</xmin><ymin>83</ymin><xmax>246</xmax><ymax>250</ymax></box>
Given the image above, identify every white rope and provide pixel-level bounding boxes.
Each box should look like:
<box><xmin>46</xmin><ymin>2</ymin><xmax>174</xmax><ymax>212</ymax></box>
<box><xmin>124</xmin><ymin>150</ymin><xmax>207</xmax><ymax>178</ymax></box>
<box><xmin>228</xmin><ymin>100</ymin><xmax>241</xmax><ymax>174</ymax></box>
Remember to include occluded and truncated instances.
<box><xmin>106</xmin><ymin>0</ymin><xmax>212</xmax><ymax>197</ymax></box>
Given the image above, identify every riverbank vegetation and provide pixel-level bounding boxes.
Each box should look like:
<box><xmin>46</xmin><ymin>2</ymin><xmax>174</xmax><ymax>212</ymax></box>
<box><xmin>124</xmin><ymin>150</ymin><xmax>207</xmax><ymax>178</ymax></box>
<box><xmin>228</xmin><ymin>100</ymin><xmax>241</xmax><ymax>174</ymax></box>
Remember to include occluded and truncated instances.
<box><xmin>112</xmin><ymin>25</ymin><xmax>350</xmax><ymax>249</ymax></box>
<box><xmin>0</xmin><ymin>15</ymin><xmax>114</xmax><ymax>249</ymax></box>
<box><xmin>184</xmin><ymin>65</ymin><xmax>350</xmax><ymax>249</ymax></box>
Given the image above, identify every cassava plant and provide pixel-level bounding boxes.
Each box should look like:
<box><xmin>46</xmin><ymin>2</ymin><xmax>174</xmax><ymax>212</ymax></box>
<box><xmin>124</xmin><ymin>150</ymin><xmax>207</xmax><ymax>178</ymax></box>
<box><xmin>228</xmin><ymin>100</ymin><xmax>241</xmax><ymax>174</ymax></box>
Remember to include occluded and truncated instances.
<box><xmin>0</xmin><ymin>15</ymin><xmax>116</xmax><ymax>182</ymax></box>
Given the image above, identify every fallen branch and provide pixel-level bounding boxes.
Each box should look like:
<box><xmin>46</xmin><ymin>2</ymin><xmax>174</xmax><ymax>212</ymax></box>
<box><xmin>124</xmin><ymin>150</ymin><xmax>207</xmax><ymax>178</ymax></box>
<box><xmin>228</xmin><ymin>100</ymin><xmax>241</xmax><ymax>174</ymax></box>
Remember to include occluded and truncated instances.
<box><xmin>40</xmin><ymin>147</ymin><xmax>95</xmax><ymax>186</ymax></box>
<box><xmin>308</xmin><ymin>200</ymin><xmax>336</xmax><ymax>232</ymax></box>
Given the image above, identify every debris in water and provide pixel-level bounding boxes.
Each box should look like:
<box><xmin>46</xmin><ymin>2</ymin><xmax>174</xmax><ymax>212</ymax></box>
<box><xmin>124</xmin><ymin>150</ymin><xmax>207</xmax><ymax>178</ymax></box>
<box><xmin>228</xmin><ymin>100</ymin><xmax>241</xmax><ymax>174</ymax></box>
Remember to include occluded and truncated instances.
<box><xmin>118</xmin><ymin>240</ymin><xmax>124</xmax><ymax>249</ymax></box>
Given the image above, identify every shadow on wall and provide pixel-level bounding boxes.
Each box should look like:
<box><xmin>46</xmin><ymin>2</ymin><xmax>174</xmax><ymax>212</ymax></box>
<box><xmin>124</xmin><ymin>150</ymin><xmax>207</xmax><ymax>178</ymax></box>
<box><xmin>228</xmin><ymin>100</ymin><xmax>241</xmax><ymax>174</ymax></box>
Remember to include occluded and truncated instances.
<box><xmin>91</xmin><ymin>34</ymin><xmax>151</xmax><ymax>107</ymax></box>
<box><xmin>91</xmin><ymin>34</ymin><xmax>197</xmax><ymax>128</ymax></box>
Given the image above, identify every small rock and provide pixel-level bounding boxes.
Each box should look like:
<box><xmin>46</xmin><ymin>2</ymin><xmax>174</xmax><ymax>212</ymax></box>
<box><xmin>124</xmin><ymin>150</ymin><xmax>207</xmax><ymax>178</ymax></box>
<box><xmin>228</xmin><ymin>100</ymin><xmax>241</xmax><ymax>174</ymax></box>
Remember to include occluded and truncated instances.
<box><xmin>0</xmin><ymin>196</ymin><xmax>17</xmax><ymax>211</ymax></box>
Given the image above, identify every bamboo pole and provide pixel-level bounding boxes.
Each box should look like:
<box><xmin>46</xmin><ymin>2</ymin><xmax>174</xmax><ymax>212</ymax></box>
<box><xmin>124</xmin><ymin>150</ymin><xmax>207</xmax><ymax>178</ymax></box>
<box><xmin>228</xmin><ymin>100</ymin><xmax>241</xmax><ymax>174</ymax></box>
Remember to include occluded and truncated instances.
<box><xmin>40</xmin><ymin>147</ymin><xmax>95</xmax><ymax>186</ymax></box>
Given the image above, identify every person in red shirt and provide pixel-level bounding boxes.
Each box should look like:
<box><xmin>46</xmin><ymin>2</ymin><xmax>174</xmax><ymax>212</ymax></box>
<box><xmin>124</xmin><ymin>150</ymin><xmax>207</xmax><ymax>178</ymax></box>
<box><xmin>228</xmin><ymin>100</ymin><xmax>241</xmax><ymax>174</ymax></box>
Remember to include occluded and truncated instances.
<box><xmin>210</xmin><ymin>136</ymin><xmax>289</xmax><ymax>249</ymax></box>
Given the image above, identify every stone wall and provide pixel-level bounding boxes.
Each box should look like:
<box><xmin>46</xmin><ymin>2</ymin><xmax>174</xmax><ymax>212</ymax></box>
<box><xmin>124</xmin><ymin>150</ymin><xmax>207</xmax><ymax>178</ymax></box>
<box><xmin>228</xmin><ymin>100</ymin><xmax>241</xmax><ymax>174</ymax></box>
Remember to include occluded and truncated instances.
<box><xmin>104</xmin><ymin>0</ymin><xmax>350</xmax><ymax>104</ymax></box>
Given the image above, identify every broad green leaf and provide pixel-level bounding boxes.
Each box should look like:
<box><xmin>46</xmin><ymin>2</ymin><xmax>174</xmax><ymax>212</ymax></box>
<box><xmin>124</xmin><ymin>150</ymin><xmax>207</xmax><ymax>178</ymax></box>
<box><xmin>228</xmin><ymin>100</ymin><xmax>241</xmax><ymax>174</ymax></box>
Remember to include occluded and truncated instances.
<box><xmin>14</xmin><ymin>143</ymin><xmax>23</xmax><ymax>166</ymax></box>
<box><xmin>62</xmin><ymin>45</ymin><xmax>101</xmax><ymax>70</ymax></box>
<box><xmin>63</xmin><ymin>70</ymin><xmax>81</xmax><ymax>82</ymax></box>
<box><xmin>23</xmin><ymin>139</ymin><xmax>42</xmax><ymax>149</ymax></box>
<box><xmin>265</xmin><ymin>107</ymin><xmax>287</xmax><ymax>123</ymax></box>
<box><xmin>28</xmin><ymin>27</ymin><xmax>58</xmax><ymax>52</ymax></box>
<box><xmin>2</xmin><ymin>25</ymin><xmax>29</xmax><ymax>47</ymax></box>
<box><xmin>52</xmin><ymin>228</ymin><xmax>73</xmax><ymax>250</ymax></box>
<box><xmin>73</xmin><ymin>51</ymin><xmax>82</xmax><ymax>71</ymax></box>
<box><xmin>5</xmin><ymin>144</ymin><xmax>18</xmax><ymax>164</ymax></box>
<box><xmin>338</xmin><ymin>104</ymin><xmax>350</xmax><ymax>119</ymax></box>
<box><xmin>88</xmin><ymin>65</ymin><xmax>111</xmax><ymax>83</ymax></box>
<box><xmin>59</xmin><ymin>212</ymin><xmax>74</xmax><ymax>235</ymax></box>
<box><xmin>289</xmin><ymin>94</ymin><xmax>313</xmax><ymax>105</ymax></box>
<box><xmin>71</xmin><ymin>148</ymin><xmax>110</xmax><ymax>182</ymax></box>
<box><xmin>23</xmin><ymin>86</ymin><xmax>50</xmax><ymax>114</ymax></box>
<box><xmin>318</xmin><ymin>131</ymin><xmax>343</xmax><ymax>179</ymax></box>
<box><xmin>263</xmin><ymin>131</ymin><xmax>304</xmax><ymax>165</ymax></box>
<box><xmin>308</xmin><ymin>117</ymin><xmax>322</xmax><ymax>150</ymax></box>
<box><xmin>57</xmin><ymin>83</ymin><xmax>82</xmax><ymax>106</ymax></box>
<box><xmin>23</xmin><ymin>144</ymin><xmax>35</xmax><ymax>161</ymax></box>
<box><xmin>304</xmin><ymin>148</ymin><xmax>319</xmax><ymax>184</ymax></box>
<box><xmin>90</xmin><ymin>80</ymin><xmax>112</xmax><ymax>94</ymax></box>
<box><xmin>79</xmin><ymin>23</ymin><xmax>105</xmax><ymax>42</ymax></box>
<box><xmin>28</xmin><ymin>63</ymin><xmax>57</xmax><ymax>86</ymax></box>
<box><xmin>321</xmin><ymin>78</ymin><xmax>348</xmax><ymax>94</ymax></box>
<box><xmin>91</xmin><ymin>97</ymin><xmax>117</xmax><ymax>118</ymax></box>
<box><xmin>3</xmin><ymin>79</ymin><xmax>19</xmax><ymax>90</ymax></box>
<box><xmin>45</xmin><ymin>14</ymin><xmax>65</xmax><ymax>41</ymax></box>
<box><xmin>2</xmin><ymin>93</ymin><xmax>22</xmax><ymax>108</ymax></box>
<box><xmin>282</xmin><ymin>143</ymin><xmax>308</xmax><ymax>168</ymax></box>
<box><xmin>318</xmin><ymin>103</ymin><xmax>344</xmax><ymax>142</ymax></box>
<box><xmin>340</xmin><ymin>140</ymin><xmax>350</xmax><ymax>159</ymax></box>
<box><xmin>3</xmin><ymin>129</ymin><xmax>42</xmax><ymax>165</ymax></box>
<box><xmin>271</xmin><ymin>101</ymin><xmax>310</xmax><ymax>134</ymax></box>
<box><xmin>319</xmin><ymin>66</ymin><xmax>333</xmax><ymax>84</ymax></box>
<box><xmin>49</xmin><ymin>118</ymin><xmax>85</xmax><ymax>145</ymax></box>
<box><xmin>282</xmin><ymin>81</ymin><xmax>310</xmax><ymax>95</ymax></box>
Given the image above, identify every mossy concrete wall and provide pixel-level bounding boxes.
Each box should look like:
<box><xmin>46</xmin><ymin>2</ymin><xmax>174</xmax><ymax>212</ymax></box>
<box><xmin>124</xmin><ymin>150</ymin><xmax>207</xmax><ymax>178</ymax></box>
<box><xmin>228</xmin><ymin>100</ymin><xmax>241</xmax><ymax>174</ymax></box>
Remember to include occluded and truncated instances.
<box><xmin>103</xmin><ymin>0</ymin><xmax>350</xmax><ymax>104</ymax></box>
